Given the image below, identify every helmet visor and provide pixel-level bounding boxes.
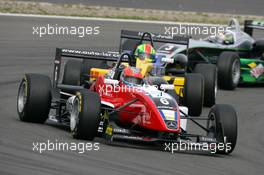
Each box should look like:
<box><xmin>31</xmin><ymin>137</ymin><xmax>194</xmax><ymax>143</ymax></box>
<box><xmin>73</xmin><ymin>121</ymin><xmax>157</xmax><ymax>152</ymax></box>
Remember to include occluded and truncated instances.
<box><xmin>137</xmin><ymin>53</ymin><xmax>155</xmax><ymax>62</ymax></box>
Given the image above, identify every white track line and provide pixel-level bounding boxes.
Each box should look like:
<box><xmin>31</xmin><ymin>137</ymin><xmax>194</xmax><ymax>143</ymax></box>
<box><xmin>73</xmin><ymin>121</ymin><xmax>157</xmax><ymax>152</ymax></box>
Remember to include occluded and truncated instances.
<box><xmin>0</xmin><ymin>13</ymin><xmax>223</xmax><ymax>26</ymax></box>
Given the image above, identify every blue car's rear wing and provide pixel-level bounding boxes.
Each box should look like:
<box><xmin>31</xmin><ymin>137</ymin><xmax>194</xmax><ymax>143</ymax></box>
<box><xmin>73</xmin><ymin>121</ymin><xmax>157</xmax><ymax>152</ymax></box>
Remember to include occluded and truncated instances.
<box><xmin>244</xmin><ymin>20</ymin><xmax>264</xmax><ymax>36</ymax></box>
<box><xmin>119</xmin><ymin>30</ymin><xmax>190</xmax><ymax>53</ymax></box>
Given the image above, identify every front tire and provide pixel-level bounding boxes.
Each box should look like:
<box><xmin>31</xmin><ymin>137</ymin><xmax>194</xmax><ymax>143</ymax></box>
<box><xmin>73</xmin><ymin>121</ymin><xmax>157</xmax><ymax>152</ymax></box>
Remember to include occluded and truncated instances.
<box><xmin>183</xmin><ymin>73</ymin><xmax>204</xmax><ymax>116</ymax></box>
<box><xmin>71</xmin><ymin>90</ymin><xmax>101</xmax><ymax>140</ymax></box>
<box><xmin>194</xmin><ymin>64</ymin><xmax>217</xmax><ymax>107</ymax></box>
<box><xmin>207</xmin><ymin>104</ymin><xmax>237</xmax><ymax>154</ymax></box>
<box><xmin>17</xmin><ymin>74</ymin><xmax>52</xmax><ymax>123</ymax></box>
<box><xmin>217</xmin><ymin>52</ymin><xmax>240</xmax><ymax>90</ymax></box>
<box><xmin>253</xmin><ymin>39</ymin><xmax>264</xmax><ymax>52</ymax></box>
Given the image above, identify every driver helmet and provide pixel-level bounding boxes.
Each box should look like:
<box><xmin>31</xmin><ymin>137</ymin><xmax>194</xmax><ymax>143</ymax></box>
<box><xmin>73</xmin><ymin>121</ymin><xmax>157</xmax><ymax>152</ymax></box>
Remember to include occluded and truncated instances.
<box><xmin>217</xmin><ymin>31</ymin><xmax>234</xmax><ymax>44</ymax></box>
<box><xmin>173</xmin><ymin>54</ymin><xmax>188</xmax><ymax>73</ymax></box>
<box><xmin>134</xmin><ymin>44</ymin><xmax>156</xmax><ymax>63</ymax></box>
<box><xmin>120</xmin><ymin>67</ymin><xmax>144</xmax><ymax>86</ymax></box>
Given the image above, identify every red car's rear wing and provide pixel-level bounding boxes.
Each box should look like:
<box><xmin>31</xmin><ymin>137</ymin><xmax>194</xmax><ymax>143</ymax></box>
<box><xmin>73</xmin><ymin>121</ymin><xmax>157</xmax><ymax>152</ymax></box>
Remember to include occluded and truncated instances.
<box><xmin>244</xmin><ymin>20</ymin><xmax>264</xmax><ymax>36</ymax></box>
<box><xmin>60</xmin><ymin>48</ymin><xmax>120</xmax><ymax>61</ymax></box>
<box><xmin>53</xmin><ymin>48</ymin><xmax>128</xmax><ymax>87</ymax></box>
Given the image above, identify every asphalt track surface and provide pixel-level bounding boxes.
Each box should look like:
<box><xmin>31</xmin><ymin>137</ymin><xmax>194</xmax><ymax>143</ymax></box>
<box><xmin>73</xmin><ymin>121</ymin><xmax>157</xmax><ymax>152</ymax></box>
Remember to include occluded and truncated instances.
<box><xmin>17</xmin><ymin>0</ymin><xmax>264</xmax><ymax>16</ymax></box>
<box><xmin>0</xmin><ymin>15</ymin><xmax>264</xmax><ymax>175</ymax></box>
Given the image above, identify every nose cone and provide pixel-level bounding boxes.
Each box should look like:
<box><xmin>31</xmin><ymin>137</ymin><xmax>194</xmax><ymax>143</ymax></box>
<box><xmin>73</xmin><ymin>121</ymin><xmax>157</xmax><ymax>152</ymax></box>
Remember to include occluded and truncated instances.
<box><xmin>159</xmin><ymin>109</ymin><xmax>179</xmax><ymax>130</ymax></box>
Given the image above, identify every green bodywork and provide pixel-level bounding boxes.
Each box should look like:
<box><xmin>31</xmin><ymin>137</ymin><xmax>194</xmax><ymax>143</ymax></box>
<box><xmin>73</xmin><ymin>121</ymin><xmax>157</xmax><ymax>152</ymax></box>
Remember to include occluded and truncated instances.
<box><xmin>157</xmin><ymin>19</ymin><xmax>264</xmax><ymax>84</ymax></box>
<box><xmin>170</xmin><ymin>39</ymin><xmax>264</xmax><ymax>84</ymax></box>
<box><xmin>240</xmin><ymin>58</ymin><xmax>264</xmax><ymax>83</ymax></box>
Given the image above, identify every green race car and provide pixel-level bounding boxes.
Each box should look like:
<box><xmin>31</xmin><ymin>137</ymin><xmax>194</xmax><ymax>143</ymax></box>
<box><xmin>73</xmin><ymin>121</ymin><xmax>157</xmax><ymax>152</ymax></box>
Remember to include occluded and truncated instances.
<box><xmin>157</xmin><ymin>19</ymin><xmax>264</xmax><ymax>90</ymax></box>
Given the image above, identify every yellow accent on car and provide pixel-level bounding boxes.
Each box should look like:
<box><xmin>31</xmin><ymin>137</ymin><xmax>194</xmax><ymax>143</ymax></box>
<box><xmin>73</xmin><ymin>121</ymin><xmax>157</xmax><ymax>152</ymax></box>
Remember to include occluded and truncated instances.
<box><xmin>105</xmin><ymin>125</ymin><xmax>113</xmax><ymax>135</ymax></box>
<box><xmin>173</xmin><ymin>77</ymin><xmax>185</xmax><ymax>97</ymax></box>
<box><xmin>248</xmin><ymin>62</ymin><xmax>257</xmax><ymax>68</ymax></box>
<box><xmin>162</xmin><ymin>76</ymin><xmax>172</xmax><ymax>82</ymax></box>
<box><xmin>90</xmin><ymin>68</ymin><xmax>110</xmax><ymax>80</ymax></box>
<box><xmin>136</xmin><ymin>59</ymin><xmax>153</xmax><ymax>77</ymax></box>
<box><xmin>160</xmin><ymin>76</ymin><xmax>185</xmax><ymax>97</ymax></box>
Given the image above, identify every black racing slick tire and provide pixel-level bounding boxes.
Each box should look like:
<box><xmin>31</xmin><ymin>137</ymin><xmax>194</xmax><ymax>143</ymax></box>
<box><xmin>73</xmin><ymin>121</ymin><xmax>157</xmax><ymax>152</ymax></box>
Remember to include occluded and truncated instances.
<box><xmin>62</xmin><ymin>60</ymin><xmax>82</xmax><ymax>86</ymax></box>
<box><xmin>217</xmin><ymin>52</ymin><xmax>240</xmax><ymax>90</ymax></box>
<box><xmin>183</xmin><ymin>73</ymin><xmax>204</xmax><ymax>116</ymax></box>
<box><xmin>194</xmin><ymin>63</ymin><xmax>217</xmax><ymax>107</ymax></box>
<box><xmin>207</xmin><ymin>104</ymin><xmax>237</xmax><ymax>154</ymax></box>
<box><xmin>253</xmin><ymin>39</ymin><xmax>264</xmax><ymax>53</ymax></box>
<box><xmin>71</xmin><ymin>90</ymin><xmax>101</xmax><ymax>140</ymax></box>
<box><xmin>17</xmin><ymin>74</ymin><xmax>52</xmax><ymax>123</ymax></box>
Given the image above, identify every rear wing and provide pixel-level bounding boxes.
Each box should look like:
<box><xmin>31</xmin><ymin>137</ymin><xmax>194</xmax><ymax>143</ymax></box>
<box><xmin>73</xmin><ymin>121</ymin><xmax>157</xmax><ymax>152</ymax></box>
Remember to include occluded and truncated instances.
<box><xmin>244</xmin><ymin>20</ymin><xmax>264</xmax><ymax>36</ymax></box>
<box><xmin>53</xmin><ymin>48</ymin><xmax>122</xmax><ymax>87</ymax></box>
<box><xmin>119</xmin><ymin>30</ymin><xmax>190</xmax><ymax>53</ymax></box>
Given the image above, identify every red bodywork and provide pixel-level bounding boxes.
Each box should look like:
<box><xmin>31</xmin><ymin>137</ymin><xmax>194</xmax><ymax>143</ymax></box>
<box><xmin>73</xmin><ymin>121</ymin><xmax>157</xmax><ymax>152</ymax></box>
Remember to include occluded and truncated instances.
<box><xmin>90</xmin><ymin>75</ymin><xmax>181</xmax><ymax>133</ymax></box>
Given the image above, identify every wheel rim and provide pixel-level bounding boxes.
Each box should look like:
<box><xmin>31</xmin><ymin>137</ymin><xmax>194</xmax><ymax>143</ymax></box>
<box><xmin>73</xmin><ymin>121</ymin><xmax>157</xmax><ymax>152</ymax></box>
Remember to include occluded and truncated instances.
<box><xmin>214</xmin><ymin>72</ymin><xmax>218</xmax><ymax>99</ymax></box>
<box><xmin>207</xmin><ymin>113</ymin><xmax>217</xmax><ymax>138</ymax></box>
<box><xmin>18</xmin><ymin>81</ymin><xmax>27</xmax><ymax>113</ymax></box>
<box><xmin>70</xmin><ymin>98</ymin><xmax>80</xmax><ymax>131</ymax></box>
<box><xmin>231</xmin><ymin>59</ymin><xmax>240</xmax><ymax>86</ymax></box>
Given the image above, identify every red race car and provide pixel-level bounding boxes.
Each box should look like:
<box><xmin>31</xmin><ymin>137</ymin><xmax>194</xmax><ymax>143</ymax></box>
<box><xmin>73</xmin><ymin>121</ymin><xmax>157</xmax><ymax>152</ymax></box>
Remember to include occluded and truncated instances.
<box><xmin>17</xmin><ymin>48</ymin><xmax>238</xmax><ymax>155</ymax></box>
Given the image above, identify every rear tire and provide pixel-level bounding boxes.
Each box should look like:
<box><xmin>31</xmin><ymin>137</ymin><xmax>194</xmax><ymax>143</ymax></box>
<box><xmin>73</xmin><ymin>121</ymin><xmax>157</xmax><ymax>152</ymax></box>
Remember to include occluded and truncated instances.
<box><xmin>17</xmin><ymin>74</ymin><xmax>52</xmax><ymax>123</ymax></box>
<box><xmin>71</xmin><ymin>90</ymin><xmax>101</xmax><ymax>140</ymax></box>
<box><xmin>183</xmin><ymin>73</ymin><xmax>204</xmax><ymax>116</ymax></box>
<box><xmin>194</xmin><ymin>64</ymin><xmax>217</xmax><ymax>107</ymax></box>
<box><xmin>62</xmin><ymin>60</ymin><xmax>82</xmax><ymax>86</ymax></box>
<box><xmin>207</xmin><ymin>104</ymin><xmax>237</xmax><ymax>154</ymax></box>
<box><xmin>253</xmin><ymin>39</ymin><xmax>264</xmax><ymax>58</ymax></box>
<box><xmin>217</xmin><ymin>52</ymin><xmax>240</xmax><ymax>90</ymax></box>
<box><xmin>253</xmin><ymin>39</ymin><xmax>264</xmax><ymax>52</ymax></box>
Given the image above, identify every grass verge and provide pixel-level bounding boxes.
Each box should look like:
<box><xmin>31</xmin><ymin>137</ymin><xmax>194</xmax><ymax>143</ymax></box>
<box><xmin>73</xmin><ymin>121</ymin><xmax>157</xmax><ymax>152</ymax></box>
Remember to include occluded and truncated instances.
<box><xmin>0</xmin><ymin>0</ymin><xmax>263</xmax><ymax>24</ymax></box>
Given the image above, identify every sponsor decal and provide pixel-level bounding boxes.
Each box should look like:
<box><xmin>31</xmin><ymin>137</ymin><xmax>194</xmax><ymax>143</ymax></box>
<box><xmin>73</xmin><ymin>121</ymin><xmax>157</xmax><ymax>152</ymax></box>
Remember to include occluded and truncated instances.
<box><xmin>158</xmin><ymin>45</ymin><xmax>178</xmax><ymax>54</ymax></box>
<box><xmin>137</xmin><ymin>32</ymin><xmax>174</xmax><ymax>40</ymax></box>
<box><xmin>166</xmin><ymin>120</ymin><xmax>177</xmax><ymax>129</ymax></box>
<box><xmin>62</xmin><ymin>49</ymin><xmax>119</xmax><ymax>58</ymax></box>
<box><xmin>248</xmin><ymin>63</ymin><xmax>264</xmax><ymax>78</ymax></box>
<box><xmin>105</xmin><ymin>125</ymin><xmax>113</xmax><ymax>136</ymax></box>
<box><xmin>160</xmin><ymin>97</ymin><xmax>170</xmax><ymax>105</ymax></box>
<box><xmin>113</xmin><ymin>128</ymin><xmax>130</xmax><ymax>134</ymax></box>
<box><xmin>252</xmin><ymin>21</ymin><xmax>264</xmax><ymax>26</ymax></box>
<box><xmin>161</xmin><ymin>110</ymin><xmax>175</xmax><ymax>121</ymax></box>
